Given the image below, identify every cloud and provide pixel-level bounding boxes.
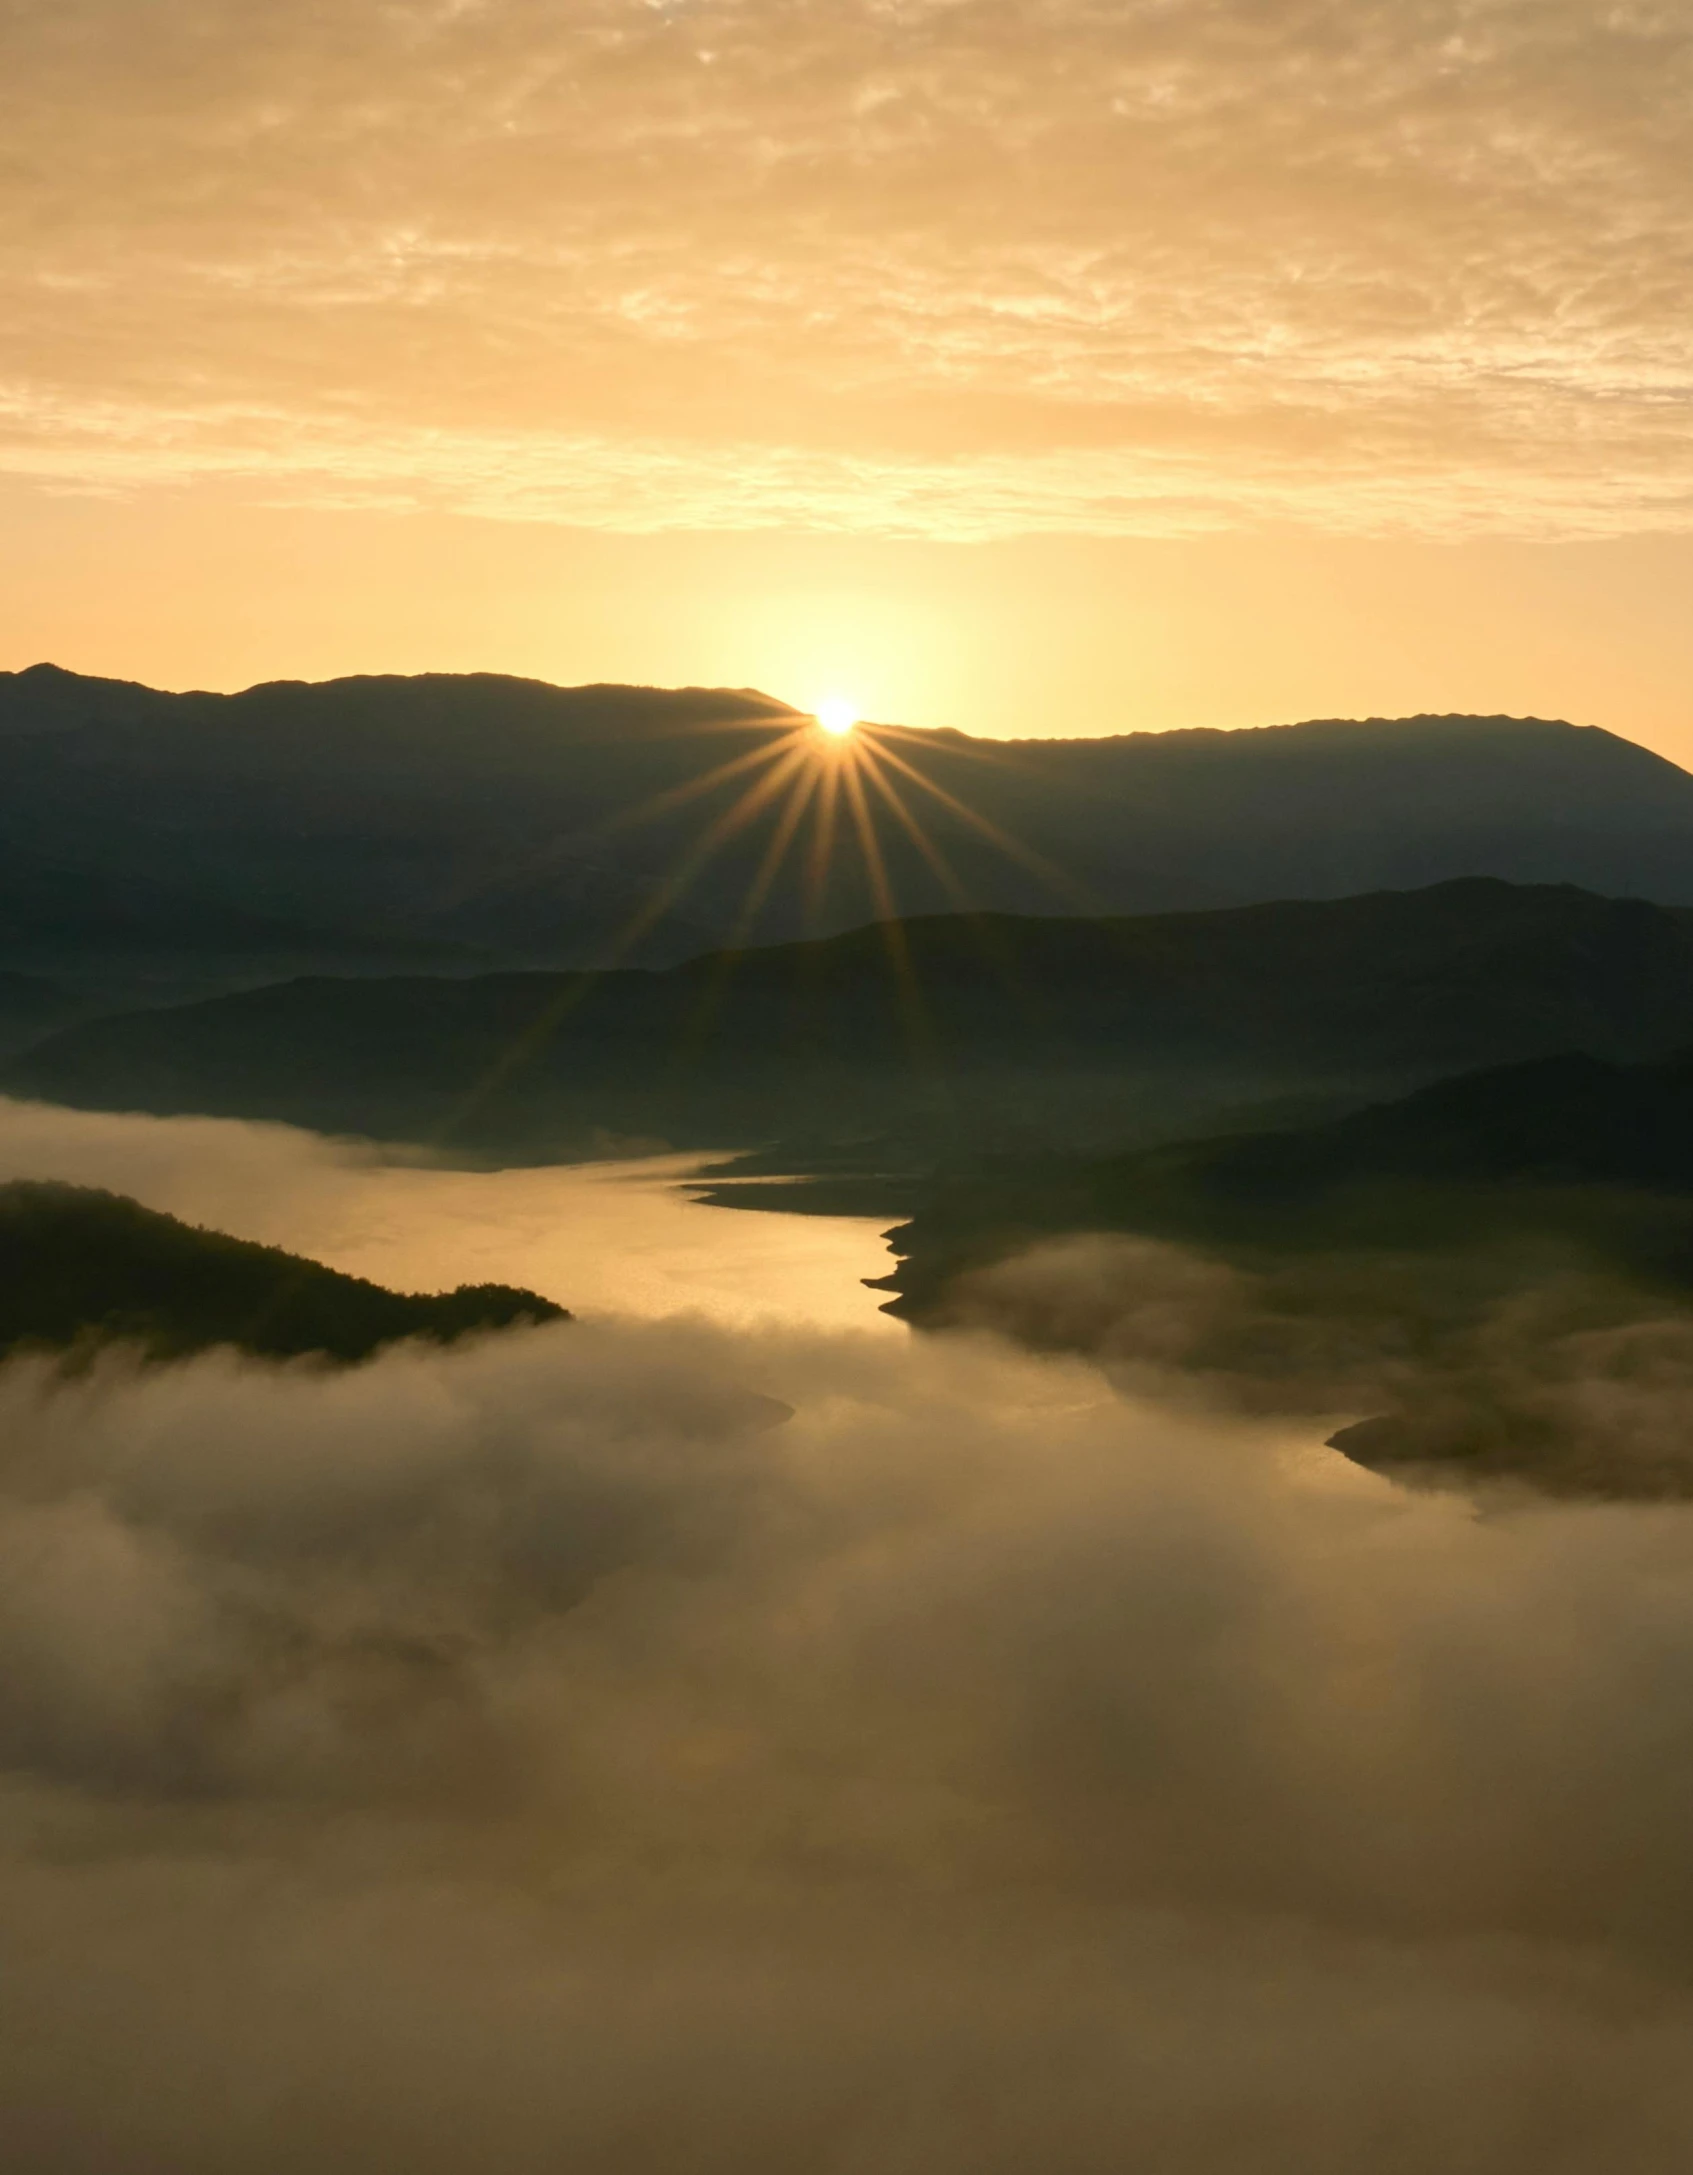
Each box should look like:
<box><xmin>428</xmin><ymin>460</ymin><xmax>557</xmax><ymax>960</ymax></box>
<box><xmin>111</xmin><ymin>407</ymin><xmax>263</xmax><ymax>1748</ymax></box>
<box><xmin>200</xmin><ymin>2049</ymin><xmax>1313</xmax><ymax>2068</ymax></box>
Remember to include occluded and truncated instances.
<box><xmin>941</xmin><ymin>1230</ymin><xmax>1693</xmax><ymax>1494</ymax></box>
<box><xmin>9</xmin><ymin>1297</ymin><xmax>1693</xmax><ymax>2164</ymax></box>
<box><xmin>8</xmin><ymin>1094</ymin><xmax>1693</xmax><ymax>2155</ymax></box>
<box><xmin>3</xmin><ymin>0</ymin><xmax>1693</xmax><ymax>537</ymax></box>
<box><xmin>0</xmin><ymin>1097</ymin><xmax>897</xmax><ymax>1330</ymax></box>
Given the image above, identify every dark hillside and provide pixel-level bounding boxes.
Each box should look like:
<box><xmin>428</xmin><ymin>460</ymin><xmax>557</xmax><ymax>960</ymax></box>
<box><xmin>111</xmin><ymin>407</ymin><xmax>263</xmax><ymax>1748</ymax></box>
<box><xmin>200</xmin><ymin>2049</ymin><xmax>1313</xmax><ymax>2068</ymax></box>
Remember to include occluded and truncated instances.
<box><xmin>5</xmin><ymin>666</ymin><xmax>1693</xmax><ymax>995</ymax></box>
<box><xmin>0</xmin><ymin>1182</ymin><xmax>567</xmax><ymax>1365</ymax></box>
<box><xmin>1166</xmin><ymin>1048</ymin><xmax>1693</xmax><ymax>1199</ymax></box>
<box><xmin>0</xmin><ymin>971</ymin><xmax>80</xmax><ymax>1058</ymax></box>
<box><xmin>13</xmin><ymin>879</ymin><xmax>1693</xmax><ymax>1159</ymax></box>
<box><xmin>0</xmin><ymin>853</ymin><xmax>478</xmax><ymax>1012</ymax></box>
<box><xmin>0</xmin><ymin>666</ymin><xmax>783</xmax><ymax>981</ymax></box>
<box><xmin>874</xmin><ymin>1044</ymin><xmax>1693</xmax><ymax>1315</ymax></box>
<box><xmin>868</xmin><ymin>1046</ymin><xmax>1693</xmax><ymax>1500</ymax></box>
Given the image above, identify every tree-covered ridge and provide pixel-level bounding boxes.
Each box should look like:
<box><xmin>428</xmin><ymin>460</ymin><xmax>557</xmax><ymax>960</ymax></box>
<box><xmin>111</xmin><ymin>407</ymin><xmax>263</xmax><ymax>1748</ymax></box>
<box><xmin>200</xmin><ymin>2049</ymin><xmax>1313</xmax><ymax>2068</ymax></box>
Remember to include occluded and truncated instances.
<box><xmin>6</xmin><ymin>665</ymin><xmax>1693</xmax><ymax>1001</ymax></box>
<box><xmin>869</xmin><ymin>1046</ymin><xmax>1693</xmax><ymax>1500</ymax></box>
<box><xmin>14</xmin><ymin>878</ymin><xmax>1693</xmax><ymax>1161</ymax></box>
<box><xmin>0</xmin><ymin>1180</ymin><xmax>567</xmax><ymax>1365</ymax></box>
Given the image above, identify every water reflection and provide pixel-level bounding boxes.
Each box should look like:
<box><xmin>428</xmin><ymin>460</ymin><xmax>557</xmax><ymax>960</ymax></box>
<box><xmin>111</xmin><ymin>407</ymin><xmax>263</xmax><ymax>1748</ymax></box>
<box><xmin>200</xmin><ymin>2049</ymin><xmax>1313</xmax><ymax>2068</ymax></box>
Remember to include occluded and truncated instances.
<box><xmin>0</xmin><ymin>1102</ymin><xmax>900</xmax><ymax>1333</ymax></box>
<box><xmin>292</xmin><ymin>1153</ymin><xmax>900</xmax><ymax>1332</ymax></box>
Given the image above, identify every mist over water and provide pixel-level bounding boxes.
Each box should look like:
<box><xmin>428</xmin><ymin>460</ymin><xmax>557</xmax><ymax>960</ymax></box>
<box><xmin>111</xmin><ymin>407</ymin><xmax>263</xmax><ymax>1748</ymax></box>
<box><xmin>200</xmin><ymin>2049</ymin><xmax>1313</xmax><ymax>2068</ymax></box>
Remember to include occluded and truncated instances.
<box><xmin>0</xmin><ymin>1099</ymin><xmax>896</xmax><ymax>1331</ymax></box>
<box><xmin>7</xmin><ymin>1100</ymin><xmax>1693</xmax><ymax>2166</ymax></box>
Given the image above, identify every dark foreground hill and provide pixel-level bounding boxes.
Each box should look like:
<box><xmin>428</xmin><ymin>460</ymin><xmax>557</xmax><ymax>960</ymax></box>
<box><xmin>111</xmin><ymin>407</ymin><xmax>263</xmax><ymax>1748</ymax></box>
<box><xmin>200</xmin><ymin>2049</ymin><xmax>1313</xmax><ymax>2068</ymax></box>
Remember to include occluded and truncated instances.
<box><xmin>869</xmin><ymin>1046</ymin><xmax>1693</xmax><ymax>1500</ymax></box>
<box><xmin>0</xmin><ymin>1181</ymin><xmax>567</xmax><ymax>1365</ymax></box>
<box><xmin>5</xmin><ymin>661</ymin><xmax>1693</xmax><ymax>997</ymax></box>
<box><xmin>12</xmin><ymin>879</ymin><xmax>1693</xmax><ymax>1160</ymax></box>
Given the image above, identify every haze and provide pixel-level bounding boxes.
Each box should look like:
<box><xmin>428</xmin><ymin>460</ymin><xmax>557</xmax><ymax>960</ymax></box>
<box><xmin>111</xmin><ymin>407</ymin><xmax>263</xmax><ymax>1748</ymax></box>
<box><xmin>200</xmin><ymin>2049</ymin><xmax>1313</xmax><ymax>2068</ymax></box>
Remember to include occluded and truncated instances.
<box><xmin>0</xmin><ymin>1099</ymin><xmax>895</xmax><ymax>1331</ymax></box>
<box><xmin>6</xmin><ymin>1</ymin><xmax>1693</xmax><ymax>754</ymax></box>
<box><xmin>14</xmin><ymin>1095</ymin><xmax>1693</xmax><ymax>2168</ymax></box>
<box><xmin>14</xmin><ymin>8</ymin><xmax>1693</xmax><ymax>2162</ymax></box>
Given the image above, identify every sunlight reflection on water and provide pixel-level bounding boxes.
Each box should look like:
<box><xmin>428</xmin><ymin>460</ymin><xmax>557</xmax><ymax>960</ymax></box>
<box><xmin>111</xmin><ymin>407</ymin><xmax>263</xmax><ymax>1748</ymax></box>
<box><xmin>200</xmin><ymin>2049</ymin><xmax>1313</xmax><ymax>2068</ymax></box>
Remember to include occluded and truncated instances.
<box><xmin>288</xmin><ymin>1152</ymin><xmax>903</xmax><ymax>1332</ymax></box>
<box><xmin>0</xmin><ymin>1102</ymin><xmax>900</xmax><ymax>1331</ymax></box>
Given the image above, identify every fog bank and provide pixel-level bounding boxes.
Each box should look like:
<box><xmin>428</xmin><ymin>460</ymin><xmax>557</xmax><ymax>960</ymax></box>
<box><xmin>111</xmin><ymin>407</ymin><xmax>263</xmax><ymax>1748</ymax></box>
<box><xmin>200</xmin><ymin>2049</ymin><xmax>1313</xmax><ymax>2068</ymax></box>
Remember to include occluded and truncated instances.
<box><xmin>0</xmin><ymin>1096</ymin><xmax>894</xmax><ymax>1329</ymax></box>
<box><xmin>6</xmin><ymin>1307</ymin><xmax>1693</xmax><ymax>2168</ymax></box>
<box><xmin>945</xmin><ymin>1231</ymin><xmax>1693</xmax><ymax>1497</ymax></box>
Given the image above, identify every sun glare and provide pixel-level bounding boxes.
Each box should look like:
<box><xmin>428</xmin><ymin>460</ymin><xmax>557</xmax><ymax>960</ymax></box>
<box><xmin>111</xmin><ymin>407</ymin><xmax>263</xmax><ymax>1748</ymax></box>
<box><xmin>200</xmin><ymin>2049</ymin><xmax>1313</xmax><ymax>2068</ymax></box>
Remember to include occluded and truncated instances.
<box><xmin>815</xmin><ymin>697</ymin><xmax>858</xmax><ymax>737</ymax></box>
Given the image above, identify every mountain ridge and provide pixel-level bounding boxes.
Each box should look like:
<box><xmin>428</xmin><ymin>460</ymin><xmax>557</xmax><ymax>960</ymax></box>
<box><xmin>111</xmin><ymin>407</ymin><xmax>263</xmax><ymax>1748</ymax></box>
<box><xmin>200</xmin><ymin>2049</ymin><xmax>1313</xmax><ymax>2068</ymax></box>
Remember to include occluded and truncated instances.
<box><xmin>862</xmin><ymin>1044</ymin><xmax>1693</xmax><ymax>1499</ymax></box>
<box><xmin>3</xmin><ymin>668</ymin><xmax>1690</xmax><ymax>999</ymax></box>
<box><xmin>13</xmin><ymin>876</ymin><xmax>1693</xmax><ymax>1160</ymax></box>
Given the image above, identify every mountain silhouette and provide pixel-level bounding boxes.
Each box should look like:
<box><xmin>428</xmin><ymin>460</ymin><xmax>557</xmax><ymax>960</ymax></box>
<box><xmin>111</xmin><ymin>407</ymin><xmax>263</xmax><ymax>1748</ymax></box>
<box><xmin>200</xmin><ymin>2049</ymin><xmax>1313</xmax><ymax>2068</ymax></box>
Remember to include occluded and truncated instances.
<box><xmin>0</xmin><ymin>849</ymin><xmax>480</xmax><ymax>1011</ymax></box>
<box><xmin>868</xmin><ymin>1044</ymin><xmax>1693</xmax><ymax>1499</ymax></box>
<box><xmin>1164</xmin><ymin>1046</ymin><xmax>1693</xmax><ymax>1198</ymax></box>
<box><xmin>874</xmin><ymin>1041</ymin><xmax>1693</xmax><ymax>1308</ymax></box>
<box><xmin>5</xmin><ymin>665</ymin><xmax>1693</xmax><ymax>1001</ymax></box>
<box><xmin>0</xmin><ymin>1180</ymin><xmax>567</xmax><ymax>1365</ymax></box>
<box><xmin>11</xmin><ymin>878</ymin><xmax>1693</xmax><ymax>1158</ymax></box>
<box><xmin>0</xmin><ymin>970</ymin><xmax>79</xmax><ymax>1058</ymax></box>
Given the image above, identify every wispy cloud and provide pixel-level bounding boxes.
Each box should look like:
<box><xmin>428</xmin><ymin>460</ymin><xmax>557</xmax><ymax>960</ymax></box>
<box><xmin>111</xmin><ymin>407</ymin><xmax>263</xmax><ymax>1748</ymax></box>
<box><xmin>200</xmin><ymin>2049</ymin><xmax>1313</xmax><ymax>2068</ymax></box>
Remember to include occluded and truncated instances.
<box><xmin>4</xmin><ymin>0</ymin><xmax>1692</xmax><ymax>534</ymax></box>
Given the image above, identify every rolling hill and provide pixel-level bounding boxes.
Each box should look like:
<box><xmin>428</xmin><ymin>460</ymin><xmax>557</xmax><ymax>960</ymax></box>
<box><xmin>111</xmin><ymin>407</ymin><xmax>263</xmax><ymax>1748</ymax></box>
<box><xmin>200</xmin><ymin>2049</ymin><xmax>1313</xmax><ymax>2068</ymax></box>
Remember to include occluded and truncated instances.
<box><xmin>0</xmin><ymin>971</ymin><xmax>80</xmax><ymax>1059</ymax></box>
<box><xmin>867</xmin><ymin>1045</ymin><xmax>1693</xmax><ymax>1499</ymax></box>
<box><xmin>11</xmin><ymin>878</ymin><xmax>1693</xmax><ymax>1159</ymax></box>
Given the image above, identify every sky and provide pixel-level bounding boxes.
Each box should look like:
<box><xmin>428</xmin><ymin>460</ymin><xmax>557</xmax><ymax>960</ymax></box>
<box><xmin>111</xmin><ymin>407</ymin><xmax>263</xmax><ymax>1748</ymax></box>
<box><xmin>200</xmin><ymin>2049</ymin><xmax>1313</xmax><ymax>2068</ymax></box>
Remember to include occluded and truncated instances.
<box><xmin>5</xmin><ymin>0</ymin><xmax>1693</xmax><ymax>756</ymax></box>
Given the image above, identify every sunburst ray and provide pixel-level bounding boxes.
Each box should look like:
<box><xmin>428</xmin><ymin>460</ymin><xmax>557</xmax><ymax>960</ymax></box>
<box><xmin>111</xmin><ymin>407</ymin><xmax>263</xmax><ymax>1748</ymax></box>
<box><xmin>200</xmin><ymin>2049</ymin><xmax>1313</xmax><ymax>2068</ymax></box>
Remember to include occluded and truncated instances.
<box><xmin>855</xmin><ymin>739</ymin><xmax>1058</xmax><ymax>1035</ymax></box>
<box><xmin>433</xmin><ymin>740</ymin><xmax>814</xmax><ymax>1140</ymax></box>
<box><xmin>416</xmin><ymin>711</ymin><xmax>1096</xmax><ymax>1150</ymax></box>
<box><xmin>682</xmin><ymin>758</ymin><xmax>825</xmax><ymax>1043</ymax></box>
<box><xmin>840</xmin><ymin>743</ymin><xmax>939</xmax><ymax>1076</ymax></box>
<box><xmin>597</xmin><ymin>727</ymin><xmax>804</xmax><ymax>838</ymax></box>
<box><xmin>866</xmin><ymin>737</ymin><xmax>1099</xmax><ymax>913</ymax></box>
<box><xmin>802</xmin><ymin>749</ymin><xmax>845</xmax><ymax>931</ymax></box>
<box><xmin>853</xmin><ymin>738</ymin><xmax>977</xmax><ymax>913</ymax></box>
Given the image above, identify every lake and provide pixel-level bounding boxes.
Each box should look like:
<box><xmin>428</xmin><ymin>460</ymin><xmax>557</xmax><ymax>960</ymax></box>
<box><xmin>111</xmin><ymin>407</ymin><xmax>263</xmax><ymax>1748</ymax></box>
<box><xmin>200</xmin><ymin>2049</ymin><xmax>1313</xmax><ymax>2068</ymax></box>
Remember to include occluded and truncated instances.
<box><xmin>0</xmin><ymin>1100</ymin><xmax>901</xmax><ymax>1333</ymax></box>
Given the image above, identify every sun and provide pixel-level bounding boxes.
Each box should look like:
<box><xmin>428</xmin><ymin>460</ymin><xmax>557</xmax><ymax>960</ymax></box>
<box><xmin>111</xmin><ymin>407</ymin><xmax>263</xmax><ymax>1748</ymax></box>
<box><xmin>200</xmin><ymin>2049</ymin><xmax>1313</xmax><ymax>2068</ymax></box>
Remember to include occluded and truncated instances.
<box><xmin>814</xmin><ymin>696</ymin><xmax>858</xmax><ymax>738</ymax></box>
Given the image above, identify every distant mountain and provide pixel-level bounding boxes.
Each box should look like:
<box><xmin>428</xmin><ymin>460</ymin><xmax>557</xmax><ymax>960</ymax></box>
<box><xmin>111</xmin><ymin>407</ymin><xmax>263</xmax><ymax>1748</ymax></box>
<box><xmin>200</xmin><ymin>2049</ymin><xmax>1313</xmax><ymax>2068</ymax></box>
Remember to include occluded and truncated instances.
<box><xmin>3</xmin><ymin>664</ymin><xmax>1692</xmax><ymax>998</ymax></box>
<box><xmin>0</xmin><ymin>666</ymin><xmax>781</xmax><ymax>991</ymax></box>
<box><xmin>1154</xmin><ymin>1046</ymin><xmax>1693</xmax><ymax>1199</ymax></box>
<box><xmin>0</xmin><ymin>850</ymin><xmax>484</xmax><ymax>1011</ymax></box>
<box><xmin>12</xmin><ymin>879</ymin><xmax>1693</xmax><ymax>1159</ymax></box>
<box><xmin>0</xmin><ymin>1180</ymin><xmax>567</xmax><ymax>1365</ymax></box>
<box><xmin>873</xmin><ymin>1042</ymin><xmax>1693</xmax><ymax>1314</ymax></box>
<box><xmin>867</xmin><ymin>1045</ymin><xmax>1693</xmax><ymax>1500</ymax></box>
<box><xmin>0</xmin><ymin>971</ymin><xmax>80</xmax><ymax>1059</ymax></box>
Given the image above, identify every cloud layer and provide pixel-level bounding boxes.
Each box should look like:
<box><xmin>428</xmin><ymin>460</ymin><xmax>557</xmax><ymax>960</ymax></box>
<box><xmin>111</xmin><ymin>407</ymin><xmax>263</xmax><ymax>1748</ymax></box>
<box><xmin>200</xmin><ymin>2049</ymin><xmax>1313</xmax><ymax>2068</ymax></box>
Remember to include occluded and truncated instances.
<box><xmin>4</xmin><ymin>0</ymin><xmax>1693</xmax><ymax>536</ymax></box>
<box><xmin>943</xmin><ymin>1229</ymin><xmax>1693</xmax><ymax>1495</ymax></box>
<box><xmin>10</xmin><ymin>1303</ymin><xmax>1693</xmax><ymax>2166</ymax></box>
<box><xmin>7</xmin><ymin>1099</ymin><xmax>1693</xmax><ymax>2159</ymax></box>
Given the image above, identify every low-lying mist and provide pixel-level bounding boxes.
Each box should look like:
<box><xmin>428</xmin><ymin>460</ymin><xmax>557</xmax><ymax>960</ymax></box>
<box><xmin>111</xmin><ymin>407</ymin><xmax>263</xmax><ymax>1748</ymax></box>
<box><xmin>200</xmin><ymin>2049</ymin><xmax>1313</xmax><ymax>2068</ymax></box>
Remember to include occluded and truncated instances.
<box><xmin>9</xmin><ymin>1095</ymin><xmax>1693</xmax><ymax>2164</ymax></box>
<box><xmin>0</xmin><ymin>1096</ymin><xmax>893</xmax><ymax>1331</ymax></box>
<box><xmin>8</xmin><ymin>1306</ymin><xmax>1693</xmax><ymax>2169</ymax></box>
<box><xmin>943</xmin><ymin>1230</ymin><xmax>1693</xmax><ymax>1497</ymax></box>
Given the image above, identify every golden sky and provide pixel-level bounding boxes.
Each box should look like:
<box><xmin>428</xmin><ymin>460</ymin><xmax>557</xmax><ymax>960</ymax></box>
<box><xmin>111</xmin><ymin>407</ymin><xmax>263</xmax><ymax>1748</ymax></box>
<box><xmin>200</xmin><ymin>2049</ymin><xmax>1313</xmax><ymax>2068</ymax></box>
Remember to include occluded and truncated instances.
<box><xmin>6</xmin><ymin>1</ymin><xmax>1693</xmax><ymax>755</ymax></box>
